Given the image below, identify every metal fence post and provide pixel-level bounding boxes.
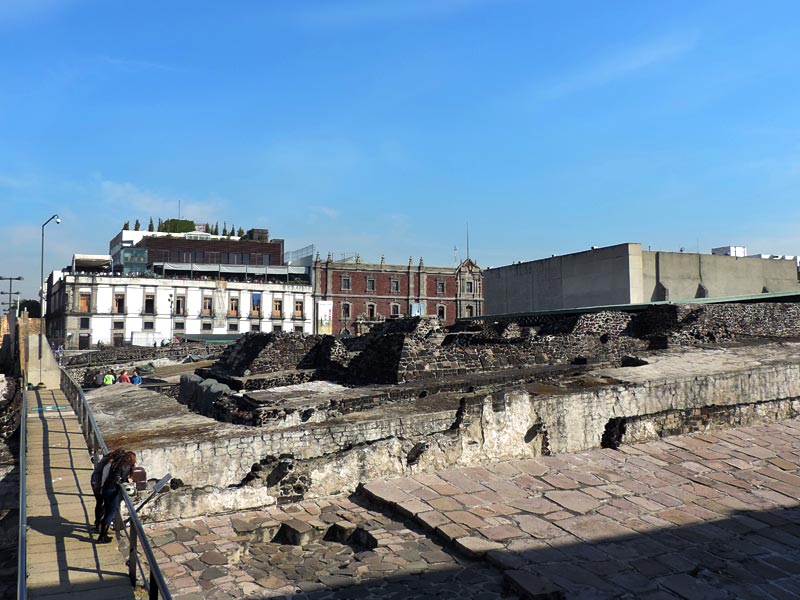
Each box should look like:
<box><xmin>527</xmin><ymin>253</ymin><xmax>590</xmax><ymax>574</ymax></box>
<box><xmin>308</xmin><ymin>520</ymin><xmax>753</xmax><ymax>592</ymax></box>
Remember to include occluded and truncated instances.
<box><xmin>128</xmin><ymin>521</ymin><xmax>138</xmax><ymax>586</ymax></box>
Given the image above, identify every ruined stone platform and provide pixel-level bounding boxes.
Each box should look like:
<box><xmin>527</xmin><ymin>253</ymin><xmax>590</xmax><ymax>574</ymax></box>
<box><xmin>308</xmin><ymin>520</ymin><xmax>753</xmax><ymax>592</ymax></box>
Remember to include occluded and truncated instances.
<box><xmin>364</xmin><ymin>417</ymin><xmax>800</xmax><ymax>599</ymax></box>
<box><xmin>146</xmin><ymin>417</ymin><xmax>800</xmax><ymax>599</ymax></box>
<box><xmin>84</xmin><ymin>340</ymin><xmax>800</xmax><ymax>519</ymax></box>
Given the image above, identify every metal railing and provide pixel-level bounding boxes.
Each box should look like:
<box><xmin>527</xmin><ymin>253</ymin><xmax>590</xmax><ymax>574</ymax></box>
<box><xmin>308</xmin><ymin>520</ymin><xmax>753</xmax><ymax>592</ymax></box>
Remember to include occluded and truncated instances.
<box><xmin>61</xmin><ymin>370</ymin><xmax>173</xmax><ymax>599</ymax></box>
<box><xmin>17</xmin><ymin>372</ymin><xmax>28</xmax><ymax>599</ymax></box>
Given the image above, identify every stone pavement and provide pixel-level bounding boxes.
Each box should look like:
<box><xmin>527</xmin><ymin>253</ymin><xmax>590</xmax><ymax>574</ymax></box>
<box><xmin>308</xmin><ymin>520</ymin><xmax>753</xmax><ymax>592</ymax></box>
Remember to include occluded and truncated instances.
<box><xmin>364</xmin><ymin>417</ymin><xmax>800</xmax><ymax>599</ymax></box>
<box><xmin>146</xmin><ymin>417</ymin><xmax>800</xmax><ymax>599</ymax></box>
<box><xmin>147</xmin><ymin>496</ymin><xmax>510</xmax><ymax>599</ymax></box>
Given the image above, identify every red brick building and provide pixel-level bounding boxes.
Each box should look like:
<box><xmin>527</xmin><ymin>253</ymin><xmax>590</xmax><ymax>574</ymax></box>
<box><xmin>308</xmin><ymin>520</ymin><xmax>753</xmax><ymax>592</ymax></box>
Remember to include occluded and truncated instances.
<box><xmin>312</xmin><ymin>254</ymin><xmax>483</xmax><ymax>335</ymax></box>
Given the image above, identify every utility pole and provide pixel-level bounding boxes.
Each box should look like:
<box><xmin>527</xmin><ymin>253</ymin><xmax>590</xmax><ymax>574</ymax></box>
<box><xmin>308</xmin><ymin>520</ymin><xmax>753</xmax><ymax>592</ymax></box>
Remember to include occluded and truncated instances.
<box><xmin>0</xmin><ymin>275</ymin><xmax>23</xmax><ymax>356</ymax></box>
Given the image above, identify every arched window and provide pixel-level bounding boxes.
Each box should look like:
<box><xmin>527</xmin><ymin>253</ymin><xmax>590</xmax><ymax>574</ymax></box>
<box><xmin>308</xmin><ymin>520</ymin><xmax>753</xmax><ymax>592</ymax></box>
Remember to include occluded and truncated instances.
<box><xmin>437</xmin><ymin>305</ymin><xmax>446</xmax><ymax>320</ymax></box>
<box><xmin>341</xmin><ymin>302</ymin><xmax>351</xmax><ymax>319</ymax></box>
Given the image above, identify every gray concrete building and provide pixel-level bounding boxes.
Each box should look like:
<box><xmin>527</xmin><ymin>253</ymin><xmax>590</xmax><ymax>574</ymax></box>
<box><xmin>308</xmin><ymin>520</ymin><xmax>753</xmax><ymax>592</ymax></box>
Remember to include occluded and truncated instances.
<box><xmin>485</xmin><ymin>242</ymin><xmax>800</xmax><ymax>315</ymax></box>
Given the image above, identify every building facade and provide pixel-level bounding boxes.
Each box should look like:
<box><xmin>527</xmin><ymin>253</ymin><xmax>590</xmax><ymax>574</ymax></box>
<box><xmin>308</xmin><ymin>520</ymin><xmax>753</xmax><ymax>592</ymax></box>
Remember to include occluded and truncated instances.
<box><xmin>484</xmin><ymin>242</ymin><xmax>800</xmax><ymax>316</ymax></box>
<box><xmin>47</xmin><ymin>265</ymin><xmax>313</xmax><ymax>349</ymax></box>
<box><xmin>47</xmin><ymin>226</ymin><xmax>312</xmax><ymax>349</ymax></box>
<box><xmin>312</xmin><ymin>254</ymin><xmax>483</xmax><ymax>335</ymax></box>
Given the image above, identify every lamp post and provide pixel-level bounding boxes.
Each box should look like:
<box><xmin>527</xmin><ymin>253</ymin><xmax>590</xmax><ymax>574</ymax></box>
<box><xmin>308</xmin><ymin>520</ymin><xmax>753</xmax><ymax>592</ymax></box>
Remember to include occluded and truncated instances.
<box><xmin>39</xmin><ymin>214</ymin><xmax>60</xmax><ymax>383</ymax></box>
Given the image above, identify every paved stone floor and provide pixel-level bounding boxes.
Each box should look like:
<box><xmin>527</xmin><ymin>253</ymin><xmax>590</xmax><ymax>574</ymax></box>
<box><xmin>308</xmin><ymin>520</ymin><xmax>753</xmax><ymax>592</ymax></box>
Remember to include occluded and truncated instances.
<box><xmin>365</xmin><ymin>417</ymin><xmax>800</xmax><ymax>599</ymax></box>
<box><xmin>148</xmin><ymin>417</ymin><xmax>800</xmax><ymax>599</ymax></box>
<box><xmin>147</xmin><ymin>497</ymin><xmax>509</xmax><ymax>599</ymax></box>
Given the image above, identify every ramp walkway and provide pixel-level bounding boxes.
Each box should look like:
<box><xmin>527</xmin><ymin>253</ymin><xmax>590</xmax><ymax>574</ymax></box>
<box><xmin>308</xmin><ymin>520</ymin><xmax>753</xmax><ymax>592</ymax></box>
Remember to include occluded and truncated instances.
<box><xmin>23</xmin><ymin>334</ymin><xmax>135</xmax><ymax>598</ymax></box>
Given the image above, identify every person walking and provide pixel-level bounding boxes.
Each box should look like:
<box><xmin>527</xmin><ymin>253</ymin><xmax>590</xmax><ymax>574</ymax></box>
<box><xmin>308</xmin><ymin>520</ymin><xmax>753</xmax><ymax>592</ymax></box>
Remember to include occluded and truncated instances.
<box><xmin>103</xmin><ymin>370</ymin><xmax>115</xmax><ymax>386</ymax></box>
<box><xmin>130</xmin><ymin>370</ymin><xmax>142</xmax><ymax>385</ymax></box>
<box><xmin>97</xmin><ymin>450</ymin><xmax>137</xmax><ymax>544</ymax></box>
<box><xmin>94</xmin><ymin>370</ymin><xmax>105</xmax><ymax>387</ymax></box>
<box><xmin>89</xmin><ymin>449</ymin><xmax>125</xmax><ymax>533</ymax></box>
<box><xmin>118</xmin><ymin>369</ymin><xmax>131</xmax><ymax>383</ymax></box>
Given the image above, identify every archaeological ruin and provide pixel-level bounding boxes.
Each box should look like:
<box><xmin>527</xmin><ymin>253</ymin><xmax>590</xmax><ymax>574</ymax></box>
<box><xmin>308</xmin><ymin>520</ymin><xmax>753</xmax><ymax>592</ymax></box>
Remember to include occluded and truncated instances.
<box><xmin>74</xmin><ymin>302</ymin><xmax>800</xmax><ymax>517</ymax></box>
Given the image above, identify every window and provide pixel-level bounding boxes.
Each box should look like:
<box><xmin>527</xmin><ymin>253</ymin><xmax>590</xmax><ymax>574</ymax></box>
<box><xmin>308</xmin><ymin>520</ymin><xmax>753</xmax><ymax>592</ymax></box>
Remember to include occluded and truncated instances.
<box><xmin>341</xmin><ymin>275</ymin><xmax>351</xmax><ymax>291</ymax></box>
<box><xmin>175</xmin><ymin>296</ymin><xmax>186</xmax><ymax>316</ymax></box>
<box><xmin>366</xmin><ymin>277</ymin><xmax>375</xmax><ymax>292</ymax></box>
<box><xmin>228</xmin><ymin>323</ymin><xmax>239</xmax><ymax>332</ymax></box>
<box><xmin>391</xmin><ymin>304</ymin><xmax>400</xmax><ymax>316</ymax></box>
<box><xmin>273</xmin><ymin>299</ymin><xmax>283</xmax><ymax>318</ymax></box>
<box><xmin>174</xmin><ymin>321</ymin><xmax>185</xmax><ymax>331</ymax></box>
<box><xmin>437</xmin><ymin>305</ymin><xmax>446</xmax><ymax>320</ymax></box>
<box><xmin>273</xmin><ymin>324</ymin><xmax>283</xmax><ymax>333</ymax></box>
<box><xmin>79</xmin><ymin>293</ymin><xmax>91</xmax><ymax>312</ymax></box>
<box><xmin>342</xmin><ymin>303</ymin><xmax>351</xmax><ymax>319</ymax></box>
<box><xmin>294</xmin><ymin>325</ymin><xmax>304</xmax><ymax>333</ymax></box>
<box><xmin>390</xmin><ymin>279</ymin><xmax>400</xmax><ymax>293</ymax></box>
<box><xmin>202</xmin><ymin>322</ymin><xmax>212</xmax><ymax>331</ymax></box>
<box><xmin>143</xmin><ymin>321</ymin><xmax>154</xmax><ymax>330</ymax></box>
<box><xmin>251</xmin><ymin>293</ymin><xmax>261</xmax><ymax>317</ymax></box>
<box><xmin>114</xmin><ymin>294</ymin><xmax>125</xmax><ymax>313</ymax></box>
<box><xmin>79</xmin><ymin>317</ymin><xmax>90</xmax><ymax>329</ymax></box>
<box><xmin>113</xmin><ymin>321</ymin><xmax>124</xmax><ymax>330</ymax></box>
<box><xmin>251</xmin><ymin>323</ymin><xmax>261</xmax><ymax>332</ymax></box>
<box><xmin>144</xmin><ymin>294</ymin><xmax>155</xmax><ymax>315</ymax></box>
<box><xmin>202</xmin><ymin>297</ymin><xmax>212</xmax><ymax>316</ymax></box>
<box><xmin>466</xmin><ymin>281</ymin><xmax>474</xmax><ymax>293</ymax></box>
<box><xmin>367</xmin><ymin>303</ymin><xmax>376</xmax><ymax>320</ymax></box>
<box><xmin>465</xmin><ymin>305</ymin><xmax>474</xmax><ymax>317</ymax></box>
<box><xmin>437</xmin><ymin>281</ymin><xmax>445</xmax><ymax>294</ymax></box>
<box><xmin>229</xmin><ymin>297</ymin><xmax>239</xmax><ymax>317</ymax></box>
<box><xmin>294</xmin><ymin>300</ymin><xmax>304</xmax><ymax>318</ymax></box>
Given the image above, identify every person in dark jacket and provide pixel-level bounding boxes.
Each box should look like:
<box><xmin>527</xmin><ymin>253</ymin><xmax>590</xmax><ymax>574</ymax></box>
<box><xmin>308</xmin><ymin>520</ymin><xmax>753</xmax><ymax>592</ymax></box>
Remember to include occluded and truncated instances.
<box><xmin>97</xmin><ymin>450</ymin><xmax>137</xmax><ymax>543</ymax></box>
<box><xmin>89</xmin><ymin>448</ymin><xmax>125</xmax><ymax>533</ymax></box>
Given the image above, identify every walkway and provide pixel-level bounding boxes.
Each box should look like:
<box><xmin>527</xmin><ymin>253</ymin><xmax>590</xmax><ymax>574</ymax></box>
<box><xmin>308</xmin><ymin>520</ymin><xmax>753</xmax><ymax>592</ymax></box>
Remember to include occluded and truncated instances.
<box><xmin>24</xmin><ymin>334</ymin><xmax>135</xmax><ymax>598</ymax></box>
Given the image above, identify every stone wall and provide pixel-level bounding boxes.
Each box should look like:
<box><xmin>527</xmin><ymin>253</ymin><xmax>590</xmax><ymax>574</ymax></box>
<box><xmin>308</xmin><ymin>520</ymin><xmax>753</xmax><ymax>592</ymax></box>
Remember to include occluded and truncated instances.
<box><xmin>146</xmin><ymin>351</ymin><xmax>800</xmax><ymax>519</ymax></box>
<box><xmin>63</xmin><ymin>342</ymin><xmax>219</xmax><ymax>368</ymax></box>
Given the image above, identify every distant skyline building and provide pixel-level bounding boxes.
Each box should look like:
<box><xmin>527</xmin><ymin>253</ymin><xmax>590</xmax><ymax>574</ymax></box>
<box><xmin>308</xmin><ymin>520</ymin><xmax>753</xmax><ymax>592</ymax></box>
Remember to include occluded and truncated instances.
<box><xmin>46</xmin><ymin>226</ymin><xmax>315</xmax><ymax>348</ymax></box>
<box><xmin>484</xmin><ymin>242</ymin><xmax>800</xmax><ymax>316</ymax></box>
<box><xmin>312</xmin><ymin>253</ymin><xmax>483</xmax><ymax>335</ymax></box>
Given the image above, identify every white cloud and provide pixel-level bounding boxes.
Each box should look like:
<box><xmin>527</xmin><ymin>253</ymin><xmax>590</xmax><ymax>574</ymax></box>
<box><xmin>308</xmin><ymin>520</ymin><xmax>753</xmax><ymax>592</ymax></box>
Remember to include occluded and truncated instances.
<box><xmin>537</xmin><ymin>32</ymin><xmax>700</xmax><ymax>100</ymax></box>
<box><xmin>0</xmin><ymin>0</ymin><xmax>77</xmax><ymax>27</ymax></box>
<box><xmin>100</xmin><ymin>180</ymin><xmax>221</xmax><ymax>224</ymax></box>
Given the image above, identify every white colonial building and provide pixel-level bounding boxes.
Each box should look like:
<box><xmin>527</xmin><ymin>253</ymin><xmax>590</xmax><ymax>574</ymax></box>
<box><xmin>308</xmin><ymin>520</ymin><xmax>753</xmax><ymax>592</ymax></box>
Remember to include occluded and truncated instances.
<box><xmin>47</xmin><ymin>254</ymin><xmax>313</xmax><ymax>349</ymax></box>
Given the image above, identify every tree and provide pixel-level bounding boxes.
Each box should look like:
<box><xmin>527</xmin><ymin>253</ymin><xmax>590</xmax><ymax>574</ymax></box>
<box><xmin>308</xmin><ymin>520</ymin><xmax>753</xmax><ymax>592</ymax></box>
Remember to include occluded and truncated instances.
<box><xmin>213</xmin><ymin>221</ymin><xmax>219</xmax><ymax>235</ymax></box>
<box><xmin>134</xmin><ymin>219</ymin><xmax>141</xmax><ymax>231</ymax></box>
<box><xmin>237</xmin><ymin>226</ymin><xmax>245</xmax><ymax>237</ymax></box>
<box><xmin>122</xmin><ymin>221</ymin><xmax>130</xmax><ymax>230</ymax></box>
<box><xmin>162</xmin><ymin>219</ymin><xmax>196</xmax><ymax>233</ymax></box>
<box><xmin>205</xmin><ymin>222</ymin><xmax>211</xmax><ymax>233</ymax></box>
<box><xmin>157</xmin><ymin>218</ymin><xmax>164</xmax><ymax>232</ymax></box>
<box><xmin>222</xmin><ymin>222</ymin><xmax>228</xmax><ymax>236</ymax></box>
<box><xmin>229</xmin><ymin>223</ymin><xmax>235</xmax><ymax>237</ymax></box>
<box><xmin>148</xmin><ymin>217</ymin><xmax>154</xmax><ymax>232</ymax></box>
<box><xmin>18</xmin><ymin>299</ymin><xmax>41</xmax><ymax>318</ymax></box>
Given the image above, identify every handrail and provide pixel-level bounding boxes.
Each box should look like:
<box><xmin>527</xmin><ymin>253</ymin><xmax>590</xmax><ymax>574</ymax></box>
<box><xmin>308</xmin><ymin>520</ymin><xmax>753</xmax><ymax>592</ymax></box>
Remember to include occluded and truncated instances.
<box><xmin>60</xmin><ymin>370</ymin><xmax>173</xmax><ymax>599</ymax></box>
<box><xmin>17</xmin><ymin>372</ymin><xmax>28</xmax><ymax>599</ymax></box>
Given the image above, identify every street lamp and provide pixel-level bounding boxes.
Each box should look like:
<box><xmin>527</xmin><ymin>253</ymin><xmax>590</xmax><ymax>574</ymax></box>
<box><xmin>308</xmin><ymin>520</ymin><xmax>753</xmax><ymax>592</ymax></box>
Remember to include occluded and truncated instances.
<box><xmin>39</xmin><ymin>214</ymin><xmax>60</xmax><ymax>382</ymax></box>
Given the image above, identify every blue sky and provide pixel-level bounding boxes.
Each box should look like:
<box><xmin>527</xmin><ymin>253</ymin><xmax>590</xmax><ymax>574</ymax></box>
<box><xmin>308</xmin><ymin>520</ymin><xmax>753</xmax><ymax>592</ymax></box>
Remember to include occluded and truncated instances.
<box><xmin>2</xmin><ymin>0</ymin><xmax>800</xmax><ymax>299</ymax></box>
